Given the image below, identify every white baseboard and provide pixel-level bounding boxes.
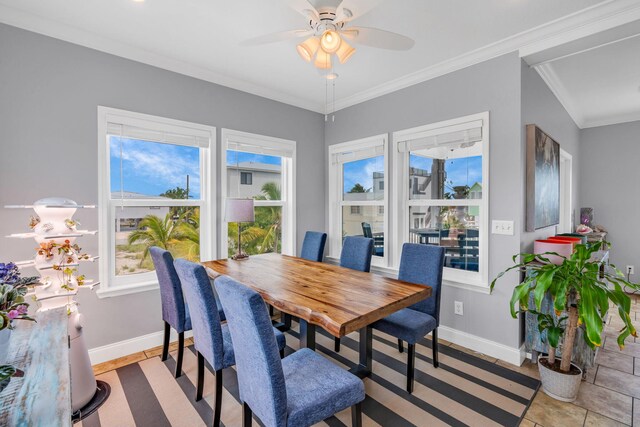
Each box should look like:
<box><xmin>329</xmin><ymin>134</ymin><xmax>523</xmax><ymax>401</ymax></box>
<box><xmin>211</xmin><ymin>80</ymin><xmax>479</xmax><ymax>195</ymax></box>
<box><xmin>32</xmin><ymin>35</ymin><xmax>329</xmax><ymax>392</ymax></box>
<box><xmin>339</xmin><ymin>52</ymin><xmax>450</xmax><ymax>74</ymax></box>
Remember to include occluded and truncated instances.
<box><xmin>89</xmin><ymin>329</ymin><xmax>193</xmax><ymax>365</ymax></box>
<box><xmin>437</xmin><ymin>325</ymin><xmax>526</xmax><ymax>366</ymax></box>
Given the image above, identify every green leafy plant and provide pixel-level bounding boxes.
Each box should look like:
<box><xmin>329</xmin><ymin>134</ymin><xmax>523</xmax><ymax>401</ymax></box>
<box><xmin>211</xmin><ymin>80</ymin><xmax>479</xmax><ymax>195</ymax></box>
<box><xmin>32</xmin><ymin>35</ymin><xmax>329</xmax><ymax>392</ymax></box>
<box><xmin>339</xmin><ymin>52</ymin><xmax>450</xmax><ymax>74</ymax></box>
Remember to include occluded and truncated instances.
<box><xmin>0</xmin><ymin>365</ymin><xmax>16</xmax><ymax>383</ymax></box>
<box><xmin>491</xmin><ymin>241</ymin><xmax>640</xmax><ymax>373</ymax></box>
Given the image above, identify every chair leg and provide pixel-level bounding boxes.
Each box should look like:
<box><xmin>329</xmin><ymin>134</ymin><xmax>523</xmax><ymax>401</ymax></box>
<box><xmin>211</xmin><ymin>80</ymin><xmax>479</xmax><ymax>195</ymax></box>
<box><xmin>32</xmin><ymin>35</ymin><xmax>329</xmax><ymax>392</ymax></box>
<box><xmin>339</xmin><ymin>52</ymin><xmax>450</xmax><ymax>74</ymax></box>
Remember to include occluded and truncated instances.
<box><xmin>398</xmin><ymin>339</ymin><xmax>404</xmax><ymax>353</ymax></box>
<box><xmin>335</xmin><ymin>337</ymin><xmax>341</xmax><ymax>352</ymax></box>
<box><xmin>279</xmin><ymin>348</ymin><xmax>285</xmax><ymax>359</ymax></box>
<box><xmin>242</xmin><ymin>402</ymin><xmax>252</xmax><ymax>427</ymax></box>
<box><xmin>175</xmin><ymin>331</ymin><xmax>185</xmax><ymax>378</ymax></box>
<box><xmin>351</xmin><ymin>402</ymin><xmax>362</xmax><ymax>427</ymax></box>
<box><xmin>196</xmin><ymin>352</ymin><xmax>204</xmax><ymax>401</ymax></box>
<box><xmin>161</xmin><ymin>322</ymin><xmax>170</xmax><ymax>362</ymax></box>
<box><xmin>269</xmin><ymin>305</ymin><xmax>274</xmax><ymax>317</ymax></box>
<box><xmin>213</xmin><ymin>369</ymin><xmax>223</xmax><ymax>427</ymax></box>
<box><xmin>407</xmin><ymin>343</ymin><xmax>415</xmax><ymax>394</ymax></box>
<box><xmin>432</xmin><ymin>328</ymin><xmax>439</xmax><ymax>368</ymax></box>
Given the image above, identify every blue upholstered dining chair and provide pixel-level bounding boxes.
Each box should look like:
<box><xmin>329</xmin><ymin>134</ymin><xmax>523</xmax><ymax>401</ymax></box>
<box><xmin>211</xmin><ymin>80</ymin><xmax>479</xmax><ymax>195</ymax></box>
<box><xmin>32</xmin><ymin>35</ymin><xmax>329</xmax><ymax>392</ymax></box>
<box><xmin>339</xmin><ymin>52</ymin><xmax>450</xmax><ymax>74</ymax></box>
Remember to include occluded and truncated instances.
<box><xmin>300</xmin><ymin>231</ymin><xmax>327</xmax><ymax>262</ymax></box>
<box><xmin>372</xmin><ymin>243</ymin><xmax>445</xmax><ymax>393</ymax></box>
<box><xmin>334</xmin><ymin>236</ymin><xmax>374</xmax><ymax>352</ymax></box>
<box><xmin>340</xmin><ymin>236</ymin><xmax>374</xmax><ymax>272</ymax></box>
<box><xmin>174</xmin><ymin>259</ymin><xmax>287</xmax><ymax>427</ymax></box>
<box><xmin>214</xmin><ymin>275</ymin><xmax>365</xmax><ymax>427</ymax></box>
<box><xmin>150</xmin><ymin>246</ymin><xmax>221</xmax><ymax>379</ymax></box>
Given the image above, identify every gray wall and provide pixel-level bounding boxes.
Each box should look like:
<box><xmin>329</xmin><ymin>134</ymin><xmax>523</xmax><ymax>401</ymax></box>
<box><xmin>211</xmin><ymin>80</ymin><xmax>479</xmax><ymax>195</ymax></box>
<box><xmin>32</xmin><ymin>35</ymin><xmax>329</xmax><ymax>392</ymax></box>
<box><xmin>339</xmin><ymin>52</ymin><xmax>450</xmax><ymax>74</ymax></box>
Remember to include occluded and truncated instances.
<box><xmin>325</xmin><ymin>52</ymin><xmax>524</xmax><ymax>349</ymax></box>
<box><xmin>520</xmin><ymin>62</ymin><xmax>581</xmax><ymax>251</ymax></box>
<box><xmin>580</xmin><ymin>121</ymin><xmax>640</xmax><ymax>280</ymax></box>
<box><xmin>0</xmin><ymin>23</ymin><xmax>325</xmax><ymax>349</ymax></box>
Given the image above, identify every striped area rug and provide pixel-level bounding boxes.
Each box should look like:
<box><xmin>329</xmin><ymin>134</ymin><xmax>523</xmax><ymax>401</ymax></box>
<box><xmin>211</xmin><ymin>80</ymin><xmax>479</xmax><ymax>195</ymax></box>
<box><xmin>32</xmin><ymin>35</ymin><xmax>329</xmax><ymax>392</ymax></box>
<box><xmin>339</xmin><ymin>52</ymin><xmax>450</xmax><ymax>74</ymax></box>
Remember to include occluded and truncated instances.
<box><xmin>79</xmin><ymin>323</ymin><xmax>539</xmax><ymax>427</ymax></box>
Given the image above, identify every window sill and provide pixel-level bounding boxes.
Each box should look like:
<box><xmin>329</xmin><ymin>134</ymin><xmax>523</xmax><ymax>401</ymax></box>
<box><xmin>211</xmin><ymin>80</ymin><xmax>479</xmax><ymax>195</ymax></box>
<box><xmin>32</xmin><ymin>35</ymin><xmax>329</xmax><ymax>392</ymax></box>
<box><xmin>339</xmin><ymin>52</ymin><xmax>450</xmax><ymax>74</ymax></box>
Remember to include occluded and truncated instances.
<box><xmin>325</xmin><ymin>256</ymin><xmax>491</xmax><ymax>294</ymax></box>
<box><xmin>96</xmin><ymin>280</ymin><xmax>159</xmax><ymax>298</ymax></box>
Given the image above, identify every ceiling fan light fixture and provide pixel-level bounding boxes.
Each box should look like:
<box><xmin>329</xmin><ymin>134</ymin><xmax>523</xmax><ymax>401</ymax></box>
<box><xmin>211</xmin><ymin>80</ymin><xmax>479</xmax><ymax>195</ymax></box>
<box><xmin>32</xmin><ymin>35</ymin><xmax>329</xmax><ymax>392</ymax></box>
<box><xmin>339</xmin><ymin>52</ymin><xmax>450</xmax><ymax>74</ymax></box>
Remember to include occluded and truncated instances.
<box><xmin>314</xmin><ymin>50</ymin><xmax>332</xmax><ymax>69</ymax></box>
<box><xmin>296</xmin><ymin>37</ymin><xmax>320</xmax><ymax>62</ymax></box>
<box><xmin>320</xmin><ymin>30</ymin><xmax>341</xmax><ymax>53</ymax></box>
<box><xmin>335</xmin><ymin>39</ymin><xmax>356</xmax><ymax>64</ymax></box>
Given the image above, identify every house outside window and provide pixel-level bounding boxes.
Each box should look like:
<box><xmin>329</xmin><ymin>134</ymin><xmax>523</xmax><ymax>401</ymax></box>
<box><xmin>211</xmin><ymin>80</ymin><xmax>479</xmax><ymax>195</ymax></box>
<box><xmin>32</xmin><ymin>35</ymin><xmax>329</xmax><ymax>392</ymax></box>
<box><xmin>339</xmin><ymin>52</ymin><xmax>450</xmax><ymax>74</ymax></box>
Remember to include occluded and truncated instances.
<box><xmin>328</xmin><ymin>135</ymin><xmax>388</xmax><ymax>266</ymax></box>
<box><xmin>222</xmin><ymin>129</ymin><xmax>296</xmax><ymax>258</ymax></box>
<box><xmin>97</xmin><ymin>107</ymin><xmax>215</xmax><ymax>297</ymax></box>
<box><xmin>393</xmin><ymin>112</ymin><xmax>489</xmax><ymax>288</ymax></box>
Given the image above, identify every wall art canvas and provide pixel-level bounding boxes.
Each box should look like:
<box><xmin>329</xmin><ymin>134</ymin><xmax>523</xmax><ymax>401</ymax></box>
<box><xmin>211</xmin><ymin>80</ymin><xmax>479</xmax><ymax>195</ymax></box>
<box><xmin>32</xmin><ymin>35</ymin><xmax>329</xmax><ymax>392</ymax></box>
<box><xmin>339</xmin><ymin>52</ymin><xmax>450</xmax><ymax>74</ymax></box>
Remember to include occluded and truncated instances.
<box><xmin>526</xmin><ymin>124</ymin><xmax>560</xmax><ymax>231</ymax></box>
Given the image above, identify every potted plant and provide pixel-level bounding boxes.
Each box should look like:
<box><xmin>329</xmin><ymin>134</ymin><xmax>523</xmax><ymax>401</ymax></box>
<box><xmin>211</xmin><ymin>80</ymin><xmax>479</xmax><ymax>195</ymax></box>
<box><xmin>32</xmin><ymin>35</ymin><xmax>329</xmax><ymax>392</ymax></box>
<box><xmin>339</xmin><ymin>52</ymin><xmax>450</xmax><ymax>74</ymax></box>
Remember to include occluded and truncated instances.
<box><xmin>491</xmin><ymin>241</ymin><xmax>639</xmax><ymax>401</ymax></box>
<box><xmin>0</xmin><ymin>262</ymin><xmax>38</xmax><ymax>391</ymax></box>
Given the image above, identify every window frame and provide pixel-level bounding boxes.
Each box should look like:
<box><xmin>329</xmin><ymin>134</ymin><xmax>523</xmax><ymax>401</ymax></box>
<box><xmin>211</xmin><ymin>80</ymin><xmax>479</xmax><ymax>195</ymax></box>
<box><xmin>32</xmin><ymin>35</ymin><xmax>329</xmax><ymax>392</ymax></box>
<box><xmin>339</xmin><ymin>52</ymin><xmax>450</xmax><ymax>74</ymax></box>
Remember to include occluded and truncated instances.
<box><xmin>97</xmin><ymin>106</ymin><xmax>216</xmax><ymax>298</ymax></box>
<box><xmin>392</xmin><ymin>112</ymin><xmax>490</xmax><ymax>289</ymax></box>
<box><xmin>240</xmin><ymin>172</ymin><xmax>253</xmax><ymax>185</ymax></box>
<box><xmin>220</xmin><ymin>129</ymin><xmax>296</xmax><ymax>258</ymax></box>
<box><xmin>328</xmin><ymin>134</ymin><xmax>389</xmax><ymax>268</ymax></box>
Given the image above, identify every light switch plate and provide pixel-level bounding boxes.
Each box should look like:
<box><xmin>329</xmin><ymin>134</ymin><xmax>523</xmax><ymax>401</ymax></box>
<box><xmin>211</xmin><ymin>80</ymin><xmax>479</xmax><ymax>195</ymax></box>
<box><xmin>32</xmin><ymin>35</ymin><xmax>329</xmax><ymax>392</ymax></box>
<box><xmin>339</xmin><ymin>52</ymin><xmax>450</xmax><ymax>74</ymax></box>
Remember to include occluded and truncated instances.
<box><xmin>492</xmin><ymin>220</ymin><xmax>514</xmax><ymax>235</ymax></box>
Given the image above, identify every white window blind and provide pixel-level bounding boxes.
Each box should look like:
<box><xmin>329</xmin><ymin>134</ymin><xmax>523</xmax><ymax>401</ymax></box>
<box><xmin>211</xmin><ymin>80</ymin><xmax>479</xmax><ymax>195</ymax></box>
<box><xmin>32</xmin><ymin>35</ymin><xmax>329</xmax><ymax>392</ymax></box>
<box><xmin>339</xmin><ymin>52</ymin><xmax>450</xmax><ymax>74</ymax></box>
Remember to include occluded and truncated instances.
<box><xmin>331</xmin><ymin>141</ymin><xmax>384</xmax><ymax>165</ymax></box>
<box><xmin>106</xmin><ymin>116</ymin><xmax>211</xmax><ymax>148</ymax></box>
<box><xmin>397</xmin><ymin>119</ymin><xmax>483</xmax><ymax>152</ymax></box>
<box><xmin>227</xmin><ymin>135</ymin><xmax>295</xmax><ymax>158</ymax></box>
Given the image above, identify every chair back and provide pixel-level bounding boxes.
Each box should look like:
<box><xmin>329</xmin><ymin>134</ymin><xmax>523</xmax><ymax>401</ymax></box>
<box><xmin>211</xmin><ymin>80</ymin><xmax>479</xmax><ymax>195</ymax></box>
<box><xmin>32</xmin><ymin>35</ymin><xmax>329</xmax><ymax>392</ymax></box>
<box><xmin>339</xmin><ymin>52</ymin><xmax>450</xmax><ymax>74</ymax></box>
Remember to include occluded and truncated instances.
<box><xmin>173</xmin><ymin>259</ymin><xmax>226</xmax><ymax>370</ymax></box>
<box><xmin>300</xmin><ymin>231</ymin><xmax>327</xmax><ymax>262</ymax></box>
<box><xmin>399</xmin><ymin>243</ymin><xmax>445</xmax><ymax>324</ymax></box>
<box><xmin>150</xmin><ymin>247</ymin><xmax>189</xmax><ymax>333</ymax></box>
<box><xmin>214</xmin><ymin>276</ymin><xmax>287</xmax><ymax>427</ymax></box>
<box><xmin>361</xmin><ymin>222</ymin><xmax>373</xmax><ymax>238</ymax></box>
<box><xmin>340</xmin><ymin>236</ymin><xmax>374</xmax><ymax>272</ymax></box>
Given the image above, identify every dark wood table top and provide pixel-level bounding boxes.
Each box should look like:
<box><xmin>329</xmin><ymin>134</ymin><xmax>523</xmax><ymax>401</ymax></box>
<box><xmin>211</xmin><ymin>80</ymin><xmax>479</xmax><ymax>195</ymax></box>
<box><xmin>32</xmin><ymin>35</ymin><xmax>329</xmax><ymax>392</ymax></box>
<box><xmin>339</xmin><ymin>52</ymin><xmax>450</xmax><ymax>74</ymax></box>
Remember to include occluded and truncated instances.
<box><xmin>202</xmin><ymin>253</ymin><xmax>431</xmax><ymax>337</ymax></box>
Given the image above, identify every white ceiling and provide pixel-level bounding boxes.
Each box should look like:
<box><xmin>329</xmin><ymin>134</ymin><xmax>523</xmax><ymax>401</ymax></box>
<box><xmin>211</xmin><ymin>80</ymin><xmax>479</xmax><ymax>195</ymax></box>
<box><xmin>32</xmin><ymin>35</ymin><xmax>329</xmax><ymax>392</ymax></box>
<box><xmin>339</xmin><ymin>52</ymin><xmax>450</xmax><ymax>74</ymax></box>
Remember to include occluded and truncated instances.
<box><xmin>1</xmin><ymin>0</ymin><xmax>640</xmax><ymax>127</ymax></box>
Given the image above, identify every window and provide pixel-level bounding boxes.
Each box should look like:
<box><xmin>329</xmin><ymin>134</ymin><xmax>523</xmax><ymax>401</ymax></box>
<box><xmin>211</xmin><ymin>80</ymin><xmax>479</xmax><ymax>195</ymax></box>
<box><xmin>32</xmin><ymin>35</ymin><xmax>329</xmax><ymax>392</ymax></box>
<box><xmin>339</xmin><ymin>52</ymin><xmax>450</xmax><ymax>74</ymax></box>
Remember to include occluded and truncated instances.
<box><xmin>240</xmin><ymin>172</ymin><xmax>253</xmax><ymax>185</ymax></box>
<box><xmin>328</xmin><ymin>135</ymin><xmax>388</xmax><ymax>266</ymax></box>
<box><xmin>394</xmin><ymin>112</ymin><xmax>489</xmax><ymax>288</ymax></box>
<box><xmin>98</xmin><ymin>107</ymin><xmax>215</xmax><ymax>297</ymax></box>
<box><xmin>222</xmin><ymin>129</ymin><xmax>296</xmax><ymax>258</ymax></box>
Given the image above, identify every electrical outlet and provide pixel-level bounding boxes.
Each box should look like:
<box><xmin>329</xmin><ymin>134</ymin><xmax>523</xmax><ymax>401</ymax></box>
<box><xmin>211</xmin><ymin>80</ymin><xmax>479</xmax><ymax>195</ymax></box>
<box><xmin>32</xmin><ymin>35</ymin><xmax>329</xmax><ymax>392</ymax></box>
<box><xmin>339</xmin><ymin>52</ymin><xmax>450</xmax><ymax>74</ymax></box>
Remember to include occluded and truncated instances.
<box><xmin>492</xmin><ymin>220</ymin><xmax>514</xmax><ymax>235</ymax></box>
<box><xmin>627</xmin><ymin>265</ymin><xmax>635</xmax><ymax>275</ymax></box>
<box><xmin>454</xmin><ymin>301</ymin><xmax>464</xmax><ymax>316</ymax></box>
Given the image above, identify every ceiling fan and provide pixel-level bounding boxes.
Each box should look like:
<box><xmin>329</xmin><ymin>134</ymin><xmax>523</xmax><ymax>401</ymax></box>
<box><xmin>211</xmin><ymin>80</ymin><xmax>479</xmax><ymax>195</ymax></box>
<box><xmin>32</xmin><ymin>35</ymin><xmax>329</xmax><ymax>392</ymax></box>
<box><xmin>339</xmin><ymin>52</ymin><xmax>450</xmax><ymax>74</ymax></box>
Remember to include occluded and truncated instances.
<box><xmin>241</xmin><ymin>0</ymin><xmax>415</xmax><ymax>76</ymax></box>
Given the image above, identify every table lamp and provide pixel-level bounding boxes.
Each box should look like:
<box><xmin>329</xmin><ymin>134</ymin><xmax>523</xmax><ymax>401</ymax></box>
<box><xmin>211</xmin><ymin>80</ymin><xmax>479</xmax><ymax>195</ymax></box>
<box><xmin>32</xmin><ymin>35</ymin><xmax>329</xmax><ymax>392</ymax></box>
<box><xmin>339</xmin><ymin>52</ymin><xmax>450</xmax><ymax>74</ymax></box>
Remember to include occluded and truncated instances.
<box><xmin>226</xmin><ymin>198</ymin><xmax>255</xmax><ymax>260</ymax></box>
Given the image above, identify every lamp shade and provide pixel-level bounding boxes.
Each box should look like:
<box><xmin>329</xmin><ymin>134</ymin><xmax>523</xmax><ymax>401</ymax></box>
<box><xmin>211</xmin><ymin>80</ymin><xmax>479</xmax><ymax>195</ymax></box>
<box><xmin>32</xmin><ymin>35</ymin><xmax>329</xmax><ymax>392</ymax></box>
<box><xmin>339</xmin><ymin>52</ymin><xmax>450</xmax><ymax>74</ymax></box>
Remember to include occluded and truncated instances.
<box><xmin>320</xmin><ymin>30</ymin><xmax>341</xmax><ymax>53</ymax></box>
<box><xmin>225</xmin><ymin>198</ymin><xmax>255</xmax><ymax>223</ymax></box>
<box><xmin>336</xmin><ymin>39</ymin><xmax>356</xmax><ymax>64</ymax></box>
<box><xmin>314</xmin><ymin>50</ymin><xmax>332</xmax><ymax>69</ymax></box>
<box><xmin>297</xmin><ymin>37</ymin><xmax>320</xmax><ymax>62</ymax></box>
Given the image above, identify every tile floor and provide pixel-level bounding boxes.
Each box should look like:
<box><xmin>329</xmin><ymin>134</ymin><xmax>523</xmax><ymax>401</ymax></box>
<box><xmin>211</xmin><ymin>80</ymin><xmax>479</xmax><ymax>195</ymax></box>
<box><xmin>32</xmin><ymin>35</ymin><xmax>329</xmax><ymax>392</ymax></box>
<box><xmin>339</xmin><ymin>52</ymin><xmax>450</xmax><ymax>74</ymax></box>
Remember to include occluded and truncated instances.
<box><xmin>522</xmin><ymin>294</ymin><xmax>640</xmax><ymax>427</ymax></box>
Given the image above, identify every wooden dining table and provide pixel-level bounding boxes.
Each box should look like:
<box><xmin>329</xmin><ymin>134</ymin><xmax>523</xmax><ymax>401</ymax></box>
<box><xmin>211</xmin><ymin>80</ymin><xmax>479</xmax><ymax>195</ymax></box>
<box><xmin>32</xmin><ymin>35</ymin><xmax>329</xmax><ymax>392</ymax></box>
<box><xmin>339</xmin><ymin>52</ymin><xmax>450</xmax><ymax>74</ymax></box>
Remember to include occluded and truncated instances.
<box><xmin>202</xmin><ymin>253</ymin><xmax>431</xmax><ymax>377</ymax></box>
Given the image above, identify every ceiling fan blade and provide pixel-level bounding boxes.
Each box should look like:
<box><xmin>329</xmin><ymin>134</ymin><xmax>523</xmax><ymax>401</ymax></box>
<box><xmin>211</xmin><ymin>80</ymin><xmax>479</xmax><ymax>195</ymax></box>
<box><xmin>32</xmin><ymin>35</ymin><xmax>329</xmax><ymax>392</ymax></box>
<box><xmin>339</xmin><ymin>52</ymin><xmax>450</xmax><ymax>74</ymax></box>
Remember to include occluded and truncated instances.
<box><xmin>240</xmin><ymin>29</ymin><xmax>314</xmax><ymax>46</ymax></box>
<box><xmin>335</xmin><ymin>0</ymin><xmax>383</xmax><ymax>23</ymax></box>
<box><xmin>283</xmin><ymin>0</ymin><xmax>319</xmax><ymax>21</ymax></box>
<box><xmin>341</xmin><ymin>26</ymin><xmax>414</xmax><ymax>50</ymax></box>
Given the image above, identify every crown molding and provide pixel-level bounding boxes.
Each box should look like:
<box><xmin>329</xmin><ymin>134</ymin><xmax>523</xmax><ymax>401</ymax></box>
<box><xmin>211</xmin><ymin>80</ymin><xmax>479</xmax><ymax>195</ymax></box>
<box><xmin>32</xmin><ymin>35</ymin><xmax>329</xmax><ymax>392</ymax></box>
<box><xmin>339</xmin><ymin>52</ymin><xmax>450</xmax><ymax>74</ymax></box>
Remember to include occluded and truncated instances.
<box><xmin>0</xmin><ymin>5</ymin><xmax>326</xmax><ymax>114</ymax></box>
<box><xmin>333</xmin><ymin>0</ymin><xmax>640</xmax><ymax>112</ymax></box>
<box><xmin>533</xmin><ymin>63</ymin><xmax>586</xmax><ymax>128</ymax></box>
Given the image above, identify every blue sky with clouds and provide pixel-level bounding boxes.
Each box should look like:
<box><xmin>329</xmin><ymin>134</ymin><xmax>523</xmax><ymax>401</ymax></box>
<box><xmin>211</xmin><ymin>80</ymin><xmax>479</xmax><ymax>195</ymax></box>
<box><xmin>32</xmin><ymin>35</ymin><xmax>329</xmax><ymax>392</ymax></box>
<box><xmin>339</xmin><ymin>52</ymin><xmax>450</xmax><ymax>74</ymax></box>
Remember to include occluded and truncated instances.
<box><xmin>110</xmin><ymin>137</ymin><xmax>201</xmax><ymax>198</ymax></box>
<box><xmin>343</xmin><ymin>154</ymin><xmax>482</xmax><ymax>193</ymax></box>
